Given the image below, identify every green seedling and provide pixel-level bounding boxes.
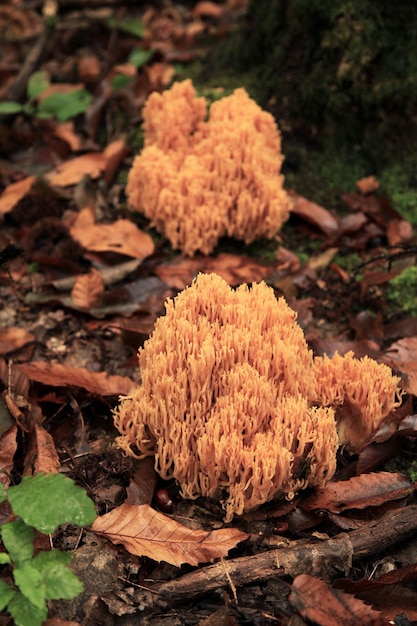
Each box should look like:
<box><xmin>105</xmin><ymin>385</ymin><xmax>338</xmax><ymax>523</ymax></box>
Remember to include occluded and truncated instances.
<box><xmin>0</xmin><ymin>70</ymin><xmax>92</xmax><ymax>122</ymax></box>
<box><xmin>0</xmin><ymin>473</ymin><xmax>96</xmax><ymax>626</ymax></box>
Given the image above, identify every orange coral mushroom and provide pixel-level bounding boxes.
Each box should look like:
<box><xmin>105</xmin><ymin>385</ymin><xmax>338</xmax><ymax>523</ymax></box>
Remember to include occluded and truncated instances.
<box><xmin>126</xmin><ymin>80</ymin><xmax>291</xmax><ymax>256</ymax></box>
<box><xmin>114</xmin><ymin>274</ymin><xmax>402</xmax><ymax>521</ymax></box>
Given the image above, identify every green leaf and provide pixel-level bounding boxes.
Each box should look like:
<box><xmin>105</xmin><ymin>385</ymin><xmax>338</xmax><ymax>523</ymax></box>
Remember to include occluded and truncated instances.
<box><xmin>7</xmin><ymin>473</ymin><xmax>96</xmax><ymax>534</ymax></box>
<box><xmin>128</xmin><ymin>47</ymin><xmax>154</xmax><ymax>68</ymax></box>
<box><xmin>6</xmin><ymin>591</ymin><xmax>47</xmax><ymax>626</ymax></box>
<box><xmin>0</xmin><ymin>552</ymin><xmax>11</xmax><ymax>564</ymax></box>
<box><xmin>37</xmin><ymin>88</ymin><xmax>92</xmax><ymax>122</ymax></box>
<box><xmin>14</xmin><ymin>564</ymin><xmax>45</xmax><ymax>609</ymax></box>
<box><xmin>0</xmin><ymin>580</ymin><xmax>15</xmax><ymax>611</ymax></box>
<box><xmin>32</xmin><ymin>551</ymin><xmax>83</xmax><ymax>599</ymax></box>
<box><xmin>27</xmin><ymin>70</ymin><xmax>50</xmax><ymax>100</ymax></box>
<box><xmin>0</xmin><ymin>102</ymin><xmax>25</xmax><ymax>114</ymax></box>
<box><xmin>108</xmin><ymin>16</ymin><xmax>144</xmax><ymax>38</ymax></box>
<box><xmin>0</xmin><ymin>520</ymin><xmax>34</xmax><ymax>567</ymax></box>
<box><xmin>111</xmin><ymin>74</ymin><xmax>132</xmax><ymax>90</ymax></box>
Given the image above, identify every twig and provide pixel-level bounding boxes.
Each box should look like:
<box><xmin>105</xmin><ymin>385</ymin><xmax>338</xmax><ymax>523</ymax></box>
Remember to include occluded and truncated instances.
<box><xmin>132</xmin><ymin>504</ymin><xmax>417</xmax><ymax>610</ymax></box>
<box><xmin>6</xmin><ymin>20</ymin><xmax>56</xmax><ymax>103</ymax></box>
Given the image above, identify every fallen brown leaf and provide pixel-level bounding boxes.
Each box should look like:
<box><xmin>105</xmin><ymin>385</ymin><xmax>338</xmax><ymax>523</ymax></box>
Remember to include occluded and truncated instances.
<box><xmin>23</xmin><ymin>417</ymin><xmax>60</xmax><ymax>476</ymax></box>
<box><xmin>382</xmin><ymin>336</ymin><xmax>417</xmax><ymax>395</ymax></box>
<box><xmin>193</xmin><ymin>1</ymin><xmax>224</xmax><ymax>17</ymax></box>
<box><xmin>0</xmin><ymin>327</ymin><xmax>35</xmax><ymax>354</ymax></box>
<box><xmin>15</xmin><ymin>361</ymin><xmax>134</xmax><ymax>396</ymax></box>
<box><xmin>356</xmin><ymin>176</ymin><xmax>380</xmax><ymax>194</ymax></box>
<box><xmin>92</xmin><ymin>502</ymin><xmax>248</xmax><ymax>567</ymax></box>
<box><xmin>71</xmin><ymin>269</ymin><xmax>104</xmax><ymax>308</ymax></box>
<box><xmin>155</xmin><ymin>252</ymin><xmax>276</xmax><ymax>289</ymax></box>
<box><xmin>0</xmin><ymin>425</ymin><xmax>18</xmax><ymax>489</ymax></box>
<box><xmin>289</xmin><ymin>190</ymin><xmax>340</xmax><ymax>237</ymax></box>
<box><xmin>0</xmin><ymin>176</ymin><xmax>36</xmax><ymax>215</ymax></box>
<box><xmin>47</xmin><ymin>153</ymin><xmax>107</xmax><ymax>186</ymax></box>
<box><xmin>301</xmin><ymin>472</ymin><xmax>414</xmax><ymax>513</ymax></box>
<box><xmin>103</xmin><ymin>138</ymin><xmax>129</xmax><ymax>186</ymax></box>
<box><xmin>70</xmin><ymin>208</ymin><xmax>155</xmax><ymax>260</ymax></box>
<box><xmin>54</xmin><ymin>121</ymin><xmax>82</xmax><ymax>151</ymax></box>
<box><xmin>37</xmin><ymin>83</ymin><xmax>85</xmax><ymax>102</ymax></box>
<box><xmin>289</xmin><ymin>574</ymin><xmax>386</xmax><ymax>626</ymax></box>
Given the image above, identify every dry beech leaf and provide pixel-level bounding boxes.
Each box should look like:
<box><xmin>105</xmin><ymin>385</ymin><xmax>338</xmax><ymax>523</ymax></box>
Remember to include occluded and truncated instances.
<box><xmin>71</xmin><ymin>269</ymin><xmax>104</xmax><ymax>308</ymax></box>
<box><xmin>70</xmin><ymin>210</ymin><xmax>155</xmax><ymax>260</ymax></box>
<box><xmin>0</xmin><ymin>425</ymin><xmax>18</xmax><ymax>489</ymax></box>
<box><xmin>289</xmin><ymin>190</ymin><xmax>340</xmax><ymax>237</ymax></box>
<box><xmin>0</xmin><ymin>327</ymin><xmax>35</xmax><ymax>354</ymax></box>
<box><xmin>193</xmin><ymin>2</ymin><xmax>224</xmax><ymax>17</ymax></box>
<box><xmin>23</xmin><ymin>404</ymin><xmax>61</xmax><ymax>475</ymax></box>
<box><xmin>54</xmin><ymin>121</ymin><xmax>82</xmax><ymax>151</ymax></box>
<box><xmin>47</xmin><ymin>153</ymin><xmax>107</xmax><ymax>186</ymax></box>
<box><xmin>155</xmin><ymin>252</ymin><xmax>274</xmax><ymax>290</ymax></box>
<box><xmin>301</xmin><ymin>472</ymin><xmax>414</xmax><ymax>513</ymax></box>
<box><xmin>382</xmin><ymin>336</ymin><xmax>417</xmax><ymax>395</ymax></box>
<box><xmin>0</xmin><ymin>176</ymin><xmax>36</xmax><ymax>215</ymax></box>
<box><xmin>289</xmin><ymin>574</ymin><xmax>386</xmax><ymax>626</ymax></box>
<box><xmin>92</xmin><ymin>503</ymin><xmax>248</xmax><ymax>567</ymax></box>
<box><xmin>356</xmin><ymin>175</ymin><xmax>380</xmax><ymax>194</ymax></box>
<box><xmin>15</xmin><ymin>361</ymin><xmax>134</xmax><ymax>396</ymax></box>
<box><xmin>103</xmin><ymin>138</ymin><xmax>128</xmax><ymax>186</ymax></box>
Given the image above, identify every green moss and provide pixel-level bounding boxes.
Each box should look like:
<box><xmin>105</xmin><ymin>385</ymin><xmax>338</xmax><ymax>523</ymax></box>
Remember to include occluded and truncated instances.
<box><xmin>379</xmin><ymin>161</ymin><xmax>417</xmax><ymax>226</ymax></box>
<box><xmin>386</xmin><ymin>266</ymin><xmax>417</xmax><ymax>316</ymax></box>
<box><xmin>409</xmin><ymin>460</ymin><xmax>417</xmax><ymax>484</ymax></box>
<box><xmin>333</xmin><ymin>251</ymin><xmax>363</xmax><ymax>273</ymax></box>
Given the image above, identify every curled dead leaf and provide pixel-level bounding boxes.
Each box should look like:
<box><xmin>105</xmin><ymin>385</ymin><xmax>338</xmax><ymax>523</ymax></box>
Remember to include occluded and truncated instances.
<box><xmin>70</xmin><ymin>210</ymin><xmax>155</xmax><ymax>260</ymax></box>
<box><xmin>92</xmin><ymin>502</ymin><xmax>248</xmax><ymax>567</ymax></box>
<box><xmin>15</xmin><ymin>361</ymin><xmax>134</xmax><ymax>396</ymax></box>
<box><xmin>0</xmin><ymin>176</ymin><xmax>36</xmax><ymax>215</ymax></box>
<box><xmin>47</xmin><ymin>153</ymin><xmax>107</xmax><ymax>186</ymax></box>
<box><xmin>301</xmin><ymin>472</ymin><xmax>414</xmax><ymax>513</ymax></box>
<box><xmin>288</xmin><ymin>190</ymin><xmax>340</xmax><ymax>237</ymax></box>
<box><xmin>289</xmin><ymin>574</ymin><xmax>386</xmax><ymax>626</ymax></box>
<box><xmin>71</xmin><ymin>269</ymin><xmax>104</xmax><ymax>308</ymax></box>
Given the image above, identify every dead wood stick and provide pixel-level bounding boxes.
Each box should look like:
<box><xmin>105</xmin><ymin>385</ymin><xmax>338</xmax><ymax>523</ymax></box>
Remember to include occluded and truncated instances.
<box><xmin>134</xmin><ymin>504</ymin><xmax>417</xmax><ymax>610</ymax></box>
<box><xmin>6</xmin><ymin>21</ymin><xmax>55</xmax><ymax>103</ymax></box>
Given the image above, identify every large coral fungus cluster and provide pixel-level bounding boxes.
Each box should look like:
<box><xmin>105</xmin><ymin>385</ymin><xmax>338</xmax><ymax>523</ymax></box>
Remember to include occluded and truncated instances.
<box><xmin>126</xmin><ymin>80</ymin><xmax>291</xmax><ymax>256</ymax></box>
<box><xmin>114</xmin><ymin>274</ymin><xmax>402</xmax><ymax>522</ymax></box>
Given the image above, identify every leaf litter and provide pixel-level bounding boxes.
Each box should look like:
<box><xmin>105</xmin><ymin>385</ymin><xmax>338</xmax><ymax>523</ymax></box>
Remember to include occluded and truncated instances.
<box><xmin>0</xmin><ymin>1</ymin><xmax>417</xmax><ymax>624</ymax></box>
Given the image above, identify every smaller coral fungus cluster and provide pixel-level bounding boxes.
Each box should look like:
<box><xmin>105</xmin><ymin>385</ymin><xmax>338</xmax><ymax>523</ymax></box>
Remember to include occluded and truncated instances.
<box><xmin>126</xmin><ymin>80</ymin><xmax>291</xmax><ymax>256</ymax></box>
<box><xmin>114</xmin><ymin>274</ymin><xmax>402</xmax><ymax>521</ymax></box>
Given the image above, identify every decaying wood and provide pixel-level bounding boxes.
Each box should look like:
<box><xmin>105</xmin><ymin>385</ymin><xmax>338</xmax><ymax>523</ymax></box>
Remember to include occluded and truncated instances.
<box><xmin>133</xmin><ymin>504</ymin><xmax>417</xmax><ymax>610</ymax></box>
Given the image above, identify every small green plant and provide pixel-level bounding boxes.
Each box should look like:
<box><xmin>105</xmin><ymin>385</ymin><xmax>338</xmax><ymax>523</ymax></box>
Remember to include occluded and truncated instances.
<box><xmin>0</xmin><ymin>70</ymin><xmax>92</xmax><ymax>122</ymax></box>
<box><xmin>409</xmin><ymin>460</ymin><xmax>417</xmax><ymax>483</ymax></box>
<box><xmin>0</xmin><ymin>473</ymin><xmax>96</xmax><ymax>626</ymax></box>
<box><xmin>386</xmin><ymin>266</ymin><xmax>417</xmax><ymax>316</ymax></box>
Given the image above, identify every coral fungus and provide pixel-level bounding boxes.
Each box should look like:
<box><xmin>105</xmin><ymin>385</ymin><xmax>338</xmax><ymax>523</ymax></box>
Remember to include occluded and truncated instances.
<box><xmin>114</xmin><ymin>274</ymin><xmax>401</xmax><ymax>521</ymax></box>
<box><xmin>126</xmin><ymin>80</ymin><xmax>291</xmax><ymax>256</ymax></box>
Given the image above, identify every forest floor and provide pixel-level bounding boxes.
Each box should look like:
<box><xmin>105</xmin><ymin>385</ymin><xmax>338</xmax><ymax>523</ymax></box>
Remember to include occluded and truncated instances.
<box><xmin>1</xmin><ymin>2</ymin><xmax>417</xmax><ymax>625</ymax></box>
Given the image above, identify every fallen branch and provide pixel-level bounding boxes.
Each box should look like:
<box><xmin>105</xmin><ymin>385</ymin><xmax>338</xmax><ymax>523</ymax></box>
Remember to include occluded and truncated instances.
<box><xmin>6</xmin><ymin>20</ymin><xmax>55</xmax><ymax>103</ymax></box>
<box><xmin>132</xmin><ymin>504</ymin><xmax>417</xmax><ymax>610</ymax></box>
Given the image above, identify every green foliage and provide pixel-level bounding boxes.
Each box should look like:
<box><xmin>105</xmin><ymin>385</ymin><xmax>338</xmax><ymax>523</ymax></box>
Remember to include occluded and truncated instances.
<box><xmin>409</xmin><ymin>461</ymin><xmax>417</xmax><ymax>483</ymax></box>
<box><xmin>218</xmin><ymin>0</ymin><xmax>417</xmax><ymax>166</ymax></box>
<box><xmin>27</xmin><ymin>71</ymin><xmax>50</xmax><ymax>100</ymax></box>
<box><xmin>128</xmin><ymin>47</ymin><xmax>154</xmax><ymax>69</ymax></box>
<box><xmin>0</xmin><ymin>69</ymin><xmax>92</xmax><ymax>122</ymax></box>
<box><xmin>37</xmin><ymin>89</ymin><xmax>92</xmax><ymax>122</ymax></box>
<box><xmin>379</xmin><ymin>163</ymin><xmax>417</xmax><ymax>226</ymax></box>
<box><xmin>0</xmin><ymin>473</ymin><xmax>96</xmax><ymax>626</ymax></box>
<box><xmin>386</xmin><ymin>266</ymin><xmax>417</xmax><ymax>316</ymax></box>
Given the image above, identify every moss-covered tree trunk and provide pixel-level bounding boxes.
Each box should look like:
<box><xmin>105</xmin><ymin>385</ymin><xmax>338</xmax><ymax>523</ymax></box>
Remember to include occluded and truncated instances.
<box><xmin>231</xmin><ymin>0</ymin><xmax>417</xmax><ymax>162</ymax></box>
